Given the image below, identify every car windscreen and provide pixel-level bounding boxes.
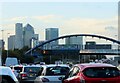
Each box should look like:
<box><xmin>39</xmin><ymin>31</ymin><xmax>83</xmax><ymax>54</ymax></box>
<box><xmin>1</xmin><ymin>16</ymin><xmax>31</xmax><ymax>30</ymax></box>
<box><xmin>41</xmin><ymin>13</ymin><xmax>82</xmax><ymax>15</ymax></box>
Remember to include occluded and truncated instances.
<box><xmin>46</xmin><ymin>66</ymin><xmax>69</xmax><ymax>76</ymax></box>
<box><xmin>24</xmin><ymin>67</ymin><xmax>41</xmax><ymax>73</ymax></box>
<box><xmin>83</xmin><ymin>67</ymin><xmax>120</xmax><ymax>78</ymax></box>
<box><xmin>14</xmin><ymin>67</ymin><xmax>23</xmax><ymax>72</ymax></box>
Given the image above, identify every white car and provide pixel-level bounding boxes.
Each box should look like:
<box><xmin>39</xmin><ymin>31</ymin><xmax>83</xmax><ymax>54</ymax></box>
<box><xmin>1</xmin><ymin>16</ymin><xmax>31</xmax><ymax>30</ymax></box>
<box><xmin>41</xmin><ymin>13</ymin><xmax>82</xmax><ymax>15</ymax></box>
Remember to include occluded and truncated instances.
<box><xmin>0</xmin><ymin>66</ymin><xmax>19</xmax><ymax>83</ymax></box>
<box><xmin>34</xmin><ymin>64</ymin><xmax>70</xmax><ymax>83</ymax></box>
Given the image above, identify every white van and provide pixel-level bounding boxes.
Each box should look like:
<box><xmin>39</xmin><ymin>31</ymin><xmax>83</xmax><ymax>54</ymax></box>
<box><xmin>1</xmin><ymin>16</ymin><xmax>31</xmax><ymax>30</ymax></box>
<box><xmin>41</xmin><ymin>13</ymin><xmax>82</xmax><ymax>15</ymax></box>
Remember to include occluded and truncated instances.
<box><xmin>5</xmin><ymin>57</ymin><xmax>18</xmax><ymax>67</ymax></box>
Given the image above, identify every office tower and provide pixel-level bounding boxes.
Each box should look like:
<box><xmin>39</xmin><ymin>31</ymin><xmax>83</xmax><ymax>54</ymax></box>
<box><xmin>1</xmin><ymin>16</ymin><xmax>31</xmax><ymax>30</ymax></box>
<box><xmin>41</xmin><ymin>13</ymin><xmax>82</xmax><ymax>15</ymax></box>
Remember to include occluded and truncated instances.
<box><xmin>118</xmin><ymin>2</ymin><xmax>120</xmax><ymax>60</ymax></box>
<box><xmin>0</xmin><ymin>40</ymin><xmax>5</xmax><ymax>50</ymax></box>
<box><xmin>31</xmin><ymin>34</ymin><xmax>39</xmax><ymax>48</ymax></box>
<box><xmin>24</xmin><ymin>24</ymin><xmax>35</xmax><ymax>48</ymax></box>
<box><xmin>45</xmin><ymin>28</ymin><xmax>59</xmax><ymax>47</ymax></box>
<box><xmin>15</xmin><ymin>23</ymin><xmax>23</xmax><ymax>49</ymax></box>
<box><xmin>65</xmin><ymin>36</ymin><xmax>83</xmax><ymax>45</ymax></box>
<box><xmin>8</xmin><ymin>35</ymin><xmax>15</xmax><ymax>50</ymax></box>
<box><xmin>65</xmin><ymin>36</ymin><xmax>83</xmax><ymax>49</ymax></box>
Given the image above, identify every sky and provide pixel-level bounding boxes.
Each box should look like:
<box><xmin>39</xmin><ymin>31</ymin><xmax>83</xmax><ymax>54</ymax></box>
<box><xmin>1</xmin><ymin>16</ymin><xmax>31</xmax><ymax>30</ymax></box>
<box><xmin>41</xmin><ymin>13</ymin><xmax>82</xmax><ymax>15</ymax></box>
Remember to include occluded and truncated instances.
<box><xmin>0</xmin><ymin>0</ymin><xmax>119</xmax><ymax>48</ymax></box>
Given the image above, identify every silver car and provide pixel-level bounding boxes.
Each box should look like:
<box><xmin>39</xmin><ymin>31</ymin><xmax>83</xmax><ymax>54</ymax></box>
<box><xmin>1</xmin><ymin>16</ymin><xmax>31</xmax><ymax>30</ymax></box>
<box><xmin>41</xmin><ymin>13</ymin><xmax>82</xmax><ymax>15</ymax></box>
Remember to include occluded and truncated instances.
<box><xmin>35</xmin><ymin>64</ymin><xmax>70</xmax><ymax>83</ymax></box>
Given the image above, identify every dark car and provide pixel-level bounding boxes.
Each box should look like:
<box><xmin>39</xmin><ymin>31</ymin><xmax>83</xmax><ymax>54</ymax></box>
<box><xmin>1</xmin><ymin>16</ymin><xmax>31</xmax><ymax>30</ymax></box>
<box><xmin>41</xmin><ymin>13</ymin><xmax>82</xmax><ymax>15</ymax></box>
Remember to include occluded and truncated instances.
<box><xmin>18</xmin><ymin>65</ymin><xmax>42</xmax><ymax>83</ymax></box>
<box><xmin>63</xmin><ymin>63</ymin><xmax>120</xmax><ymax>83</ymax></box>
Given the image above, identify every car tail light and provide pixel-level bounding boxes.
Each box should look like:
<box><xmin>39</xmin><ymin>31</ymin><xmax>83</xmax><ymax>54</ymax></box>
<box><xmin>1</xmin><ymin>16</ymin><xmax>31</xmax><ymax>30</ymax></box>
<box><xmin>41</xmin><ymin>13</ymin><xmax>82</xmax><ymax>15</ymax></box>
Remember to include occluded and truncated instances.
<box><xmin>21</xmin><ymin>74</ymin><xmax>27</xmax><ymax>77</ymax></box>
<box><xmin>80</xmin><ymin>76</ymin><xmax>85</xmax><ymax>83</ymax></box>
<box><xmin>41</xmin><ymin>77</ymin><xmax>49</xmax><ymax>82</ymax></box>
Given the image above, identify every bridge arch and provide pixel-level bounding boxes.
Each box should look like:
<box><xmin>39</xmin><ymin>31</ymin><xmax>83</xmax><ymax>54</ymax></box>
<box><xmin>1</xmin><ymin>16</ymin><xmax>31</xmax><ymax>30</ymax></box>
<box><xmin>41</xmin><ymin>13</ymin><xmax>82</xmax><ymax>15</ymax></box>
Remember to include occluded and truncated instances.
<box><xmin>25</xmin><ymin>34</ymin><xmax>120</xmax><ymax>54</ymax></box>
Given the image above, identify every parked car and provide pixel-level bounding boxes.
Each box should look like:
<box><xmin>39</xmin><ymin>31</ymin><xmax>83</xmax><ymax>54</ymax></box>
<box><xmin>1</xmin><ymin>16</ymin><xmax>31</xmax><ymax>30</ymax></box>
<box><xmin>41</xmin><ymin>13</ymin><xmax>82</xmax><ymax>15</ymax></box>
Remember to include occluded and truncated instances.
<box><xmin>62</xmin><ymin>63</ymin><xmax>120</xmax><ymax>83</ymax></box>
<box><xmin>0</xmin><ymin>66</ymin><xmax>19</xmax><ymax>83</ymax></box>
<box><xmin>34</xmin><ymin>64</ymin><xmax>70</xmax><ymax>83</ymax></box>
<box><xmin>18</xmin><ymin>65</ymin><xmax>42</xmax><ymax>83</ymax></box>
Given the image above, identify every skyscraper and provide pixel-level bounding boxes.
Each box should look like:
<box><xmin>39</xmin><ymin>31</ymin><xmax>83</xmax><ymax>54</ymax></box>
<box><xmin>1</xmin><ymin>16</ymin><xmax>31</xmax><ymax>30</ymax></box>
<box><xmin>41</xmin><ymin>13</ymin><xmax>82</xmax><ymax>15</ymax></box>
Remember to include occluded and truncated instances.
<box><xmin>15</xmin><ymin>23</ymin><xmax>23</xmax><ymax>49</ymax></box>
<box><xmin>31</xmin><ymin>34</ymin><xmax>39</xmax><ymax>48</ymax></box>
<box><xmin>65</xmin><ymin>36</ymin><xmax>83</xmax><ymax>49</ymax></box>
<box><xmin>45</xmin><ymin>28</ymin><xmax>59</xmax><ymax>48</ymax></box>
<box><xmin>8</xmin><ymin>35</ymin><xmax>15</xmax><ymax>50</ymax></box>
<box><xmin>24</xmin><ymin>24</ymin><xmax>35</xmax><ymax>48</ymax></box>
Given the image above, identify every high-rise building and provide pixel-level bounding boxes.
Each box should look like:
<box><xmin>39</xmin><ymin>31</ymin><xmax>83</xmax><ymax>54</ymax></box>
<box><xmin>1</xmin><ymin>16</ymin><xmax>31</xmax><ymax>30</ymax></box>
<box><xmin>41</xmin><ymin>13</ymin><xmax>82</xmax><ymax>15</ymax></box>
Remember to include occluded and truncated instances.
<box><xmin>15</xmin><ymin>23</ymin><xmax>23</xmax><ymax>49</ymax></box>
<box><xmin>65</xmin><ymin>36</ymin><xmax>83</xmax><ymax>49</ymax></box>
<box><xmin>8</xmin><ymin>35</ymin><xmax>15</xmax><ymax>50</ymax></box>
<box><xmin>0</xmin><ymin>40</ymin><xmax>5</xmax><ymax>50</ymax></box>
<box><xmin>65</xmin><ymin>36</ymin><xmax>83</xmax><ymax>45</ymax></box>
<box><xmin>31</xmin><ymin>34</ymin><xmax>39</xmax><ymax>48</ymax></box>
<box><xmin>24</xmin><ymin>24</ymin><xmax>35</xmax><ymax>48</ymax></box>
<box><xmin>45</xmin><ymin>28</ymin><xmax>59</xmax><ymax>47</ymax></box>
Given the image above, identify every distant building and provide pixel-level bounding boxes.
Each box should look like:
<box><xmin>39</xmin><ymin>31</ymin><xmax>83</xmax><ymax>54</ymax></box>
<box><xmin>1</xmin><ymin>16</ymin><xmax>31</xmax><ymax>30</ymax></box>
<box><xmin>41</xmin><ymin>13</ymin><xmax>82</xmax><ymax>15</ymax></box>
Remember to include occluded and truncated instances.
<box><xmin>8</xmin><ymin>35</ymin><xmax>15</xmax><ymax>50</ymax></box>
<box><xmin>0</xmin><ymin>40</ymin><xmax>5</xmax><ymax>50</ymax></box>
<box><xmin>24</xmin><ymin>24</ymin><xmax>35</xmax><ymax>48</ymax></box>
<box><xmin>45</xmin><ymin>28</ymin><xmax>59</xmax><ymax>48</ymax></box>
<box><xmin>118</xmin><ymin>2</ymin><xmax>120</xmax><ymax>57</ymax></box>
<box><xmin>31</xmin><ymin>34</ymin><xmax>39</xmax><ymax>48</ymax></box>
<box><xmin>15</xmin><ymin>23</ymin><xmax>23</xmax><ymax>49</ymax></box>
<box><xmin>85</xmin><ymin>41</ymin><xmax>111</xmax><ymax>49</ymax></box>
<box><xmin>65</xmin><ymin>36</ymin><xmax>83</xmax><ymax>49</ymax></box>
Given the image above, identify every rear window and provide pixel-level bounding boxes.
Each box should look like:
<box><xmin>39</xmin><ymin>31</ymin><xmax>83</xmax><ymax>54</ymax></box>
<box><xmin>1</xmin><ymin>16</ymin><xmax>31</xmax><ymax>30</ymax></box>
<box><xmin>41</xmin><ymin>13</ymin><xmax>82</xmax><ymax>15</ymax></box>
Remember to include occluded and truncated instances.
<box><xmin>83</xmin><ymin>67</ymin><xmax>120</xmax><ymax>78</ymax></box>
<box><xmin>24</xmin><ymin>67</ymin><xmax>41</xmax><ymax>73</ymax></box>
<box><xmin>14</xmin><ymin>67</ymin><xmax>23</xmax><ymax>72</ymax></box>
<box><xmin>46</xmin><ymin>66</ymin><xmax>69</xmax><ymax>76</ymax></box>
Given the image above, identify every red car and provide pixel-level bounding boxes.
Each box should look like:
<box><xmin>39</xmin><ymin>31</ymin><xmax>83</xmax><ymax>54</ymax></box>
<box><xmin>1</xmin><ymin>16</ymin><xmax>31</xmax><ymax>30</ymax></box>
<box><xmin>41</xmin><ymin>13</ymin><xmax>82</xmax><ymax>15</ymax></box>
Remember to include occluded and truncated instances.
<box><xmin>63</xmin><ymin>63</ymin><xmax>120</xmax><ymax>83</ymax></box>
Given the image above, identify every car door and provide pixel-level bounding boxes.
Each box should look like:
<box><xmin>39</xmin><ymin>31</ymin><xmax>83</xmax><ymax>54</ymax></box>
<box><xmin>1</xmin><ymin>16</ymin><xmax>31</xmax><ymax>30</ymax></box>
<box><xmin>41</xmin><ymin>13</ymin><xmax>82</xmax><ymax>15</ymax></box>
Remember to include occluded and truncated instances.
<box><xmin>63</xmin><ymin>66</ymin><xmax>80</xmax><ymax>83</ymax></box>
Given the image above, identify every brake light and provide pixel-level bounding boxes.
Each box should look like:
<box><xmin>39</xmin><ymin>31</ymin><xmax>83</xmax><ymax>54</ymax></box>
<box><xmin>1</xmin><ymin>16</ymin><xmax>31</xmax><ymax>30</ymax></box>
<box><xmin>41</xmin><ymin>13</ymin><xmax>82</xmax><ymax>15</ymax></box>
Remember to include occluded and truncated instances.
<box><xmin>41</xmin><ymin>77</ymin><xmax>49</xmax><ymax>82</ymax></box>
<box><xmin>80</xmin><ymin>76</ymin><xmax>85</xmax><ymax>83</ymax></box>
<box><xmin>21</xmin><ymin>74</ymin><xmax>27</xmax><ymax>77</ymax></box>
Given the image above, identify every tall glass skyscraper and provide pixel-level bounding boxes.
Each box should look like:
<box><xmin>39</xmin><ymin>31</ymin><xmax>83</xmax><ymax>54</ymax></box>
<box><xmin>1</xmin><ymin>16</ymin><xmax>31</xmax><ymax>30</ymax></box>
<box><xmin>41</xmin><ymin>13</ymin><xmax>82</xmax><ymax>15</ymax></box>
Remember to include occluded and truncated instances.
<box><xmin>15</xmin><ymin>23</ymin><xmax>23</xmax><ymax>49</ymax></box>
<box><xmin>24</xmin><ymin>24</ymin><xmax>35</xmax><ymax>48</ymax></box>
<box><xmin>45</xmin><ymin>28</ymin><xmax>59</xmax><ymax>48</ymax></box>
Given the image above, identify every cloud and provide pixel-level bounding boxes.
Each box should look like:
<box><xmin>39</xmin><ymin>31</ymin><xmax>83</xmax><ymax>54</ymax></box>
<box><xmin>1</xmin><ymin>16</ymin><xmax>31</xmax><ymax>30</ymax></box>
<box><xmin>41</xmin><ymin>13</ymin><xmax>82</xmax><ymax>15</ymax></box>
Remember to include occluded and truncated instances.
<box><xmin>10</xmin><ymin>16</ymin><xmax>28</xmax><ymax>21</ymax></box>
<box><xmin>0</xmin><ymin>15</ymin><xmax>118</xmax><ymax>41</ymax></box>
<box><xmin>32</xmin><ymin>15</ymin><xmax>63</xmax><ymax>23</ymax></box>
<box><xmin>58</xmin><ymin>16</ymin><xmax>118</xmax><ymax>40</ymax></box>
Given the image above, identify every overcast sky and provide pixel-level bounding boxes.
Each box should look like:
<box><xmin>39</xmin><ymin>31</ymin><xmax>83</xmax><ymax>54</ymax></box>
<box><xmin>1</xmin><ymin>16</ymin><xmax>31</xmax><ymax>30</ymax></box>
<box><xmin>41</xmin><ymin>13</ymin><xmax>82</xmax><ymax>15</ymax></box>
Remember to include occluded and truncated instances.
<box><xmin>0</xmin><ymin>0</ymin><xmax>119</xmax><ymax>48</ymax></box>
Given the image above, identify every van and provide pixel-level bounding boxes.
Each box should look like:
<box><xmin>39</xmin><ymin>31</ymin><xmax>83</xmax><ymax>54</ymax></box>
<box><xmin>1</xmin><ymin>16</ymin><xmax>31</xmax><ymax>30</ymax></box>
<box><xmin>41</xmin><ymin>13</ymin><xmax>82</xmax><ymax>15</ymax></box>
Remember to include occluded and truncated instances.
<box><xmin>5</xmin><ymin>57</ymin><xmax>18</xmax><ymax>67</ymax></box>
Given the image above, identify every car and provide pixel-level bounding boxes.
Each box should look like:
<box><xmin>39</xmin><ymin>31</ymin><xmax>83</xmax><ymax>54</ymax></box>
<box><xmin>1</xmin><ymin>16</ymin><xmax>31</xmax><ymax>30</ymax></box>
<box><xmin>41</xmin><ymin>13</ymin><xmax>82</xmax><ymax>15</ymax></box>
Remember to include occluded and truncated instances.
<box><xmin>10</xmin><ymin>65</ymin><xmax>24</xmax><ymax>78</ymax></box>
<box><xmin>62</xmin><ymin>63</ymin><xmax>120</xmax><ymax>83</ymax></box>
<box><xmin>5</xmin><ymin>57</ymin><xmax>18</xmax><ymax>67</ymax></box>
<box><xmin>0</xmin><ymin>66</ymin><xmax>19</xmax><ymax>83</ymax></box>
<box><xmin>18</xmin><ymin>65</ymin><xmax>42</xmax><ymax>83</ymax></box>
<box><xmin>34</xmin><ymin>64</ymin><xmax>70</xmax><ymax>83</ymax></box>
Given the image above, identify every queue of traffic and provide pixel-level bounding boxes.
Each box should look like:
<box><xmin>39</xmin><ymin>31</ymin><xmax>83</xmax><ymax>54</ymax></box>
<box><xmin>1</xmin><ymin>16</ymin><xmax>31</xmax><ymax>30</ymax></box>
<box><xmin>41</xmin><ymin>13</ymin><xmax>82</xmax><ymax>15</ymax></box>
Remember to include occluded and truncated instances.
<box><xmin>0</xmin><ymin>62</ymin><xmax>120</xmax><ymax>83</ymax></box>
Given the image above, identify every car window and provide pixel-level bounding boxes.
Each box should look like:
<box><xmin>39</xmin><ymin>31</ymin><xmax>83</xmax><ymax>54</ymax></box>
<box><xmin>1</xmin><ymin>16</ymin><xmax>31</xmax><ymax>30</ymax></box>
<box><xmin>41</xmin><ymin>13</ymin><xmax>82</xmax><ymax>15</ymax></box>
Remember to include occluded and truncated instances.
<box><xmin>1</xmin><ymin>75</ymin><xmax>16</xmax><ymax>83</ymax></box>
<box><xmin>24</xmin><ymin>67</ymin><xmax>41</xmax><ymax>73</ymax></box>
<box><xmin>46</xmin><ymin>66</ymin><xmax>69</xmax><ymax>76</ymax></box>
<box><xmin>14</xmin><ymin>66</ymin><xmax>23</xmax><ymax>72</ymax></box>
<box><xmin>72</xmin><ymin>67</ymin><xmax>80</xmax><ymax>76</ymax></box>
<box><xmin>83</xmin><ymin>67</ymin><xmax>120</xmax><ymax>78</ymax></box>
<box><xmin>37</xmin><ymin>67</ymin><xmax>44</xmax><ymax>76</ymax></box>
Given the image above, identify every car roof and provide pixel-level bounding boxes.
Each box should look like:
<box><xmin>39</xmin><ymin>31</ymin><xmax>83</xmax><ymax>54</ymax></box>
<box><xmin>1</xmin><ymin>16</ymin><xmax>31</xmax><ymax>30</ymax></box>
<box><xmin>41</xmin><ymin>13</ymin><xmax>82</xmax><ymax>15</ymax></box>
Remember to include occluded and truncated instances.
<box><xmin>42</xmin><ymin>64</ymin><xmax>69</xmax><ymax>68</ymax></box>
<box><xmin>75</xmin><ymin>63</ymin><xmax>116</xmax><ymax>71</ymax></box>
